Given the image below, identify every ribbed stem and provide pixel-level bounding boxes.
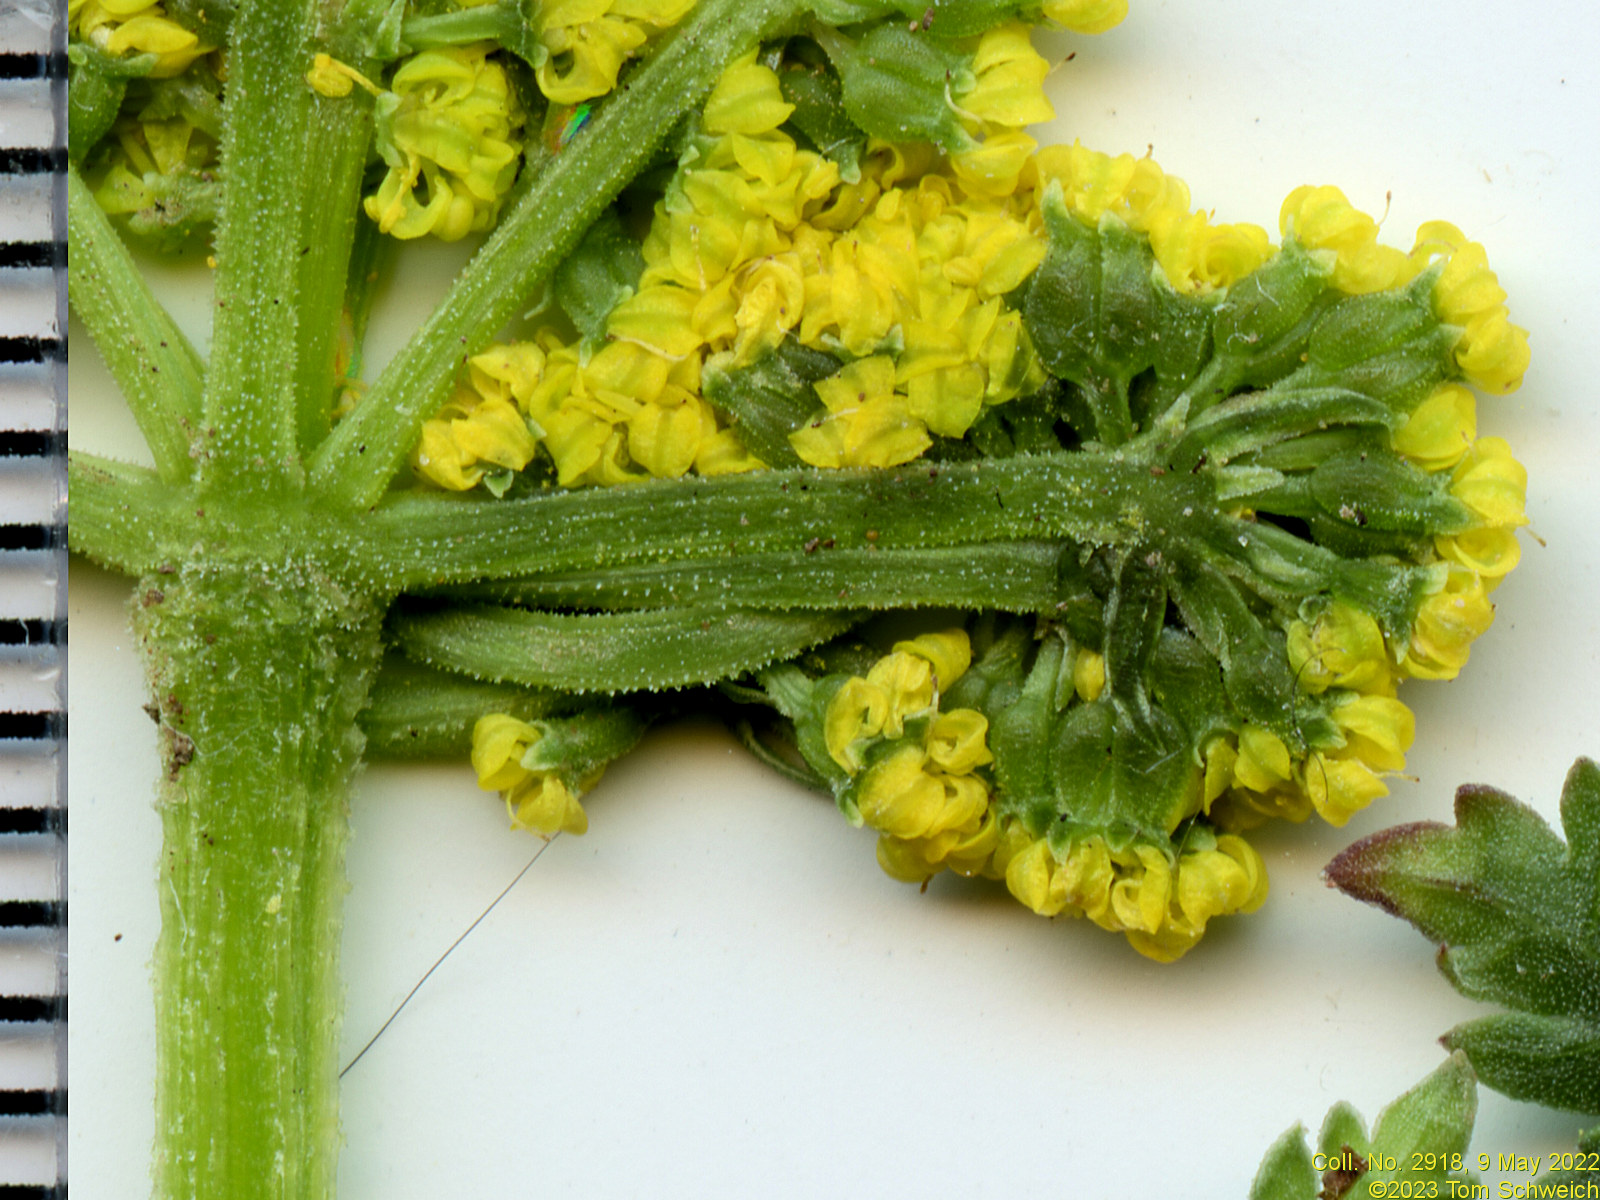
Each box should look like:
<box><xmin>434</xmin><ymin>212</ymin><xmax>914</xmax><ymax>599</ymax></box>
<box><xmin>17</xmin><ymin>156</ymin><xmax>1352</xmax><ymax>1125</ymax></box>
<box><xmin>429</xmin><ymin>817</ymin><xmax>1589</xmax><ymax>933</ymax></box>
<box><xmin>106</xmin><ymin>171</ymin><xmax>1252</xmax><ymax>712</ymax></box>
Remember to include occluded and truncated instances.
<box><xmin>136</xmin><ymin>562</ymin><xmax>383</xmax><ymax>1200</ymax></box>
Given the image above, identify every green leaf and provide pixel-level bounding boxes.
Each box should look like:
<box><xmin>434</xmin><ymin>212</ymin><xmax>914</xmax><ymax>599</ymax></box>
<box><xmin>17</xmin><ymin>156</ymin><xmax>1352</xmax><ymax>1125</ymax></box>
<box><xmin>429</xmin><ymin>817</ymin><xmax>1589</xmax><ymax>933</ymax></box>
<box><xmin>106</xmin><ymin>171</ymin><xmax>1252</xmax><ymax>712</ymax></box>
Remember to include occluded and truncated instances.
<box><xmin>1366</xmin><ymin>1050</ymin><xmax>1477</xmax><ymax>1175</ymax></box>
<box><xmin>776</xmin><ymin>53</ymin><xmax>865</xmax><ymax>182</ymax></box>
<box><xmin>1021</xmin><ymin>193</ymin><xmax>1217</xmax><ymax>442</ymax></box>
<box><xmin>1327</xmin><ymin>760</ymin><xmax>1600</xmax><ymax>1115</ymax></box>
<box><xmin>67</xmin><ymin>44</ymin><xmax>150</xmax><ymax>160</ymax></box>
<box><xmin>810</xmin><ymin>0</ymin><xmax>1032</xmax><ymax>39</ymax></box>
<box><xmin>703</xmin><ymin>340</ymin><xmax>841</xmax><ymax>468</ymax></box>
<box><xmin>1443</xmin><ymin>1013</ymin><xmax>1600</xmax><ymax>1115</ymax></box>
<box><xmin>553</xmin><ymin>207</ymin><xmax>645</xmax><ymax>343</ymax></box>
<box><xmin>1253</xmin><ymin>1055</ymin><xmax>1479</xmax><ymax>1200</ymax></box>
<box><xmin>834</xmin><ymin>23</ymin><xmax>973</xmax><ymax>151</ymax></box>
<box><xmin>1249</xmin><ymin>1125</ymin><xmax>1318</xmax><ymax>1200</ymax></box>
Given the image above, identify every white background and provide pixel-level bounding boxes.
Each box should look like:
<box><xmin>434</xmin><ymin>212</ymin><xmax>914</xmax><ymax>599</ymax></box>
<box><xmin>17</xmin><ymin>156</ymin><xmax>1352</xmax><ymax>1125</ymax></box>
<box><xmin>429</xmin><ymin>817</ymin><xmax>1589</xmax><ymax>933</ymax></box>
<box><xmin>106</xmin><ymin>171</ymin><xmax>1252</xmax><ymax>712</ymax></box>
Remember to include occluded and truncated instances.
<box><xmin>69</xmin><ymin>2</ymin><xmax>1600</xmax><ymax>1195</ymax></box>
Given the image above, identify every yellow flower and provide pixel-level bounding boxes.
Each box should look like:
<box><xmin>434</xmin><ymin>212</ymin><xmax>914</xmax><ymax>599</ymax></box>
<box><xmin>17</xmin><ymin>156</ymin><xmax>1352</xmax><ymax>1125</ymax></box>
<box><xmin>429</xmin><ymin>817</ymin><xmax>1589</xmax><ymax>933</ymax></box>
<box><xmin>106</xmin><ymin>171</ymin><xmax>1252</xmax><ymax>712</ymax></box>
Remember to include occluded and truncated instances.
<box><xmin>1455</xmin><ymin>309</ymin><xmax>1531</xmax><ymax>396</ymax></box>
<box><xmin>822</xmin><ymin>632</ymin><xmax>994</xmax><ymax>880</ymax></box>
<box><xmin>824</xmin><ymin>631</ymin><xmax>970</xmax><ymax>773</ymax></box>
<box><xmin>1177</xmin><ymin>836</ymin><xmax>1268</xmax><ymax>928</ymax></box>
<box><xmin>1279</xmin><ymin>185</ymin><xmax>1415</xmax><ymax>294</ymax></box>
<box><xmin>626</xmin><ymin>388</ymin><xmax>716</xmax><ymax>478</ymax></box>
<box><xmin>857</xmin><ymin>746</ymin><xmax>989</xmax><ymax>841</ymax></box>
<box><xmin>876</xmin><ymin>806</ymin><xmax>1001</xmax><ymax>882</ymax></box>
<box><xmin>471</xmin><ymin>714</ymin><xmax>590</xmax><ymax>836</ymax></box>
<box><xmin>1041</xmin><ymin>0</ymin><xmax>1129</xmax><ymax>34</ymax></box>
<box><xmin>366</xmin><ymin>45</ymin><xmax>525</xmax><ymax>241</ymax></box>
<box><xmin>1329</xmin><ymin>694</ymin><xmax>1414</xmax><ymax>773</ymax></box>
<box><xmin>467</xmin><ymin>341</ymin><xmax>548</xmax><ymax>405</ymax></box>
<box><xmin>1401</xmin><ymin>567</ymin><xmax>1495</xmax><ymax>681</ymax></box>
<box><xmin>1393</xmin><ymin>384</ymin><xmax>1476</xmax><ymax>470</ymax></box>
<box><xmin>892</xmin><ymin>629</ymin><xmax>973</xmax><ymax>688</ymax></box>
<box><xmin>506</xmin><ymin>774</ymin><xmax>590</xmax><ymax>836</ymax></box>
<box><xmin>1410</xmin><ymin>220</ymin><xmax>1531</xmax><ymax>393</ymax></box>
<box><xmin>951</xmin><ymin>130</ymin><xmax>1040</xmax><ymax>200</ymax></box>
<box><xmin>1202</xmin><ymin>737</ymin><xmax>1238</xmax><ymax>811</ymax></box>
<box><xmin>1073</xmin><ymin>649</ymin><xmax>1106</xmax><ymax>702</ymax></box>
<box><xmin>824</xmin><ymin>676</ymin><xmax>890</xmax><ymax>772</ymax></box>
<box><xmin>472</xmin><ymin>713</ymin><xmax>542</xmax><ymax>791</ymax></box>
<box><xmin>790</xmin><ymin>356</ymin><xmax>932</xmax><ymax>468</ymax></box>
<box><xmin>1109</xmin><ymin>844</ymin><xmax>1172</xmax><ymax>935</ymax></box>
<box><xmin>71</xmin><ymin>0</ymin><xmax>210</xmax><ymax>77</ymax></box>
<box><xmin>924</xmin><ymin>709</ymin><xmax>992</xmax><ymax>774</ymax></box>
<box><xmin>1435</xmin><ymin>527</ymin><xmax>1520</xmax><ymax>581</ymax></box>
<box><xmin>731</xmin><ymin>254</ymin><xmax>807</xmax><ymax>363</ymax></box>
<box><xmin>535</xmin><ymin>0</ymin><xmax>696</xmax><ymax>106</ymax></box>
<box><xmin>1232</xmin><ymin>725</ymin><xmax>1293</xmax><ymax>793</ymax></box>
<box><xmin>1146</xmin><ymin>209</ymin><xmax>1273</xmax><ymax>295</ymax></box>
<box><xmin>306</xmin><ymin>53</ymin><xmax>381</xmax><ymax>99</ymax></box>
<box><xmin>413</xmin><ymin>392</ymin><xmax>539</xmax><ymax>491</ymax></box>
<box><xmin>955</xmin><ymin>23</ymin><xmax>1056</xmax><ymax>130</ymax></box>
<box><xmin>1127</xmin><ymin>835</ymin><xmax>1269</xmax><ymax>962</ymax></box>
<box><xmin>1300</xmin><ymin>751</ymin><xmax>1388</xmax><ymax>827</ymax></box>
<box><xmin>1435</xmin><ymin>436</ymin><xmax>1528</xmax><ymax>581</ymax></box>
<box><xmin>1448</xmin><ymin>435</ymin><xmax>1528</xmax><ymax>529</ymax></box>
<box><xmin>1286</xmin><ymin>601</ymin><xmax>1393</xmax><ymax>696</ymax></box>
<box><xmin>1034</xmin><ymin>143</ymin><xmax>1181</xmax><ymax>233</ymax></box>
<box><xmin>1005</xmin><ymin>837</ymin><xmax>1068</xmax><ymax>916</ymax></box>
<box><xmin>1412</xmin><ymin>221</ymin><xmax>1507</xmax><ymax>326</ymax></box>
<box><xmin>702</xmin><ymin>50</ymin><xmax>794</xmax><ymax>135</ymax></box>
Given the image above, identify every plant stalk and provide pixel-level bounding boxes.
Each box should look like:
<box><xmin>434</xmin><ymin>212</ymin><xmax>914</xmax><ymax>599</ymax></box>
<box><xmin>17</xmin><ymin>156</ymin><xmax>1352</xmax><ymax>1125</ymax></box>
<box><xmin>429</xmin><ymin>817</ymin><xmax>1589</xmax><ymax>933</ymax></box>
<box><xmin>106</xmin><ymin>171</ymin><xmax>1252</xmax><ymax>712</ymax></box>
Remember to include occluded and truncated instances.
<box><xmin>135</xmin><ymin>559</ymin><xmax>383</xmax><ymax>1200</ymax></box>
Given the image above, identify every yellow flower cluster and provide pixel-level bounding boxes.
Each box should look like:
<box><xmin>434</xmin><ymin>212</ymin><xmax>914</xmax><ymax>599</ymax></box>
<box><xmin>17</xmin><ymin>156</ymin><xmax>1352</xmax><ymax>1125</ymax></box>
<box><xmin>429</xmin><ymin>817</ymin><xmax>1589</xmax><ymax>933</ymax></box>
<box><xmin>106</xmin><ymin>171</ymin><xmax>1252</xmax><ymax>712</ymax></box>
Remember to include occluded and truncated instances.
<box><xmin>1195</xmin><ymin>601</ymin><xmax>1417</xmax><ymax>830</ymax></box>
<box><xmin>471</xmin><ymin>713</ymin><xmax>591</xmax><ymax>836</ymax></box>
<box><xmin>1399</xmin><ymin>567</ymin><xmax>1497</xmax><ymax>682</ymax></box>
<box><xmin>69</xmin><ymin>0</ymin><xmax>210</xmax><ymax>78</ymax></box>
<box><xmin>1412</xmin><ymin>220</ymin><xmax>1532</xmax><ymax>395</ymax></box>
<box><xmin>364</xmin><ymin>44</ymin><xmax>524</xmax><ymax>241</ymax></box>
<box><xmin>996</xmin><ymin>823</ymin><xmax>1268</xmax><ymax>963</ymax></box>
<box><xmin>817</xmin><ymin>629</ymin><xmax>1271</xmax><ymax>961</ymax></box>
<box><xmin>822</xmin><ymin>631</ymin><xmax>1003</xmax><ymax>882</ymax></box>
<box><xmin>414</xmin><ymin>344</ymin><xmax>543</xmax><ymax>490</ymax></box>
<box><xmin>1389</xmin><ymin>388</ymin><xmax>1525</xmax><ymax>671</ymax></box>
<box><xmin>1438</xmin><ymin>434</ymin><xmax>1529</xmax><ymax>581</ymax></box>
<box><xmin>419</xmin><ymin>43</ymin><xmax>1297</xmax><ymax>488</ymax></box>
<box><xmin>1032</xmin><ymin>141</ymin><xmax>1274</xmax><ymax>294</ymax></box>
<box><xmin>1280</xmin><ymin>188</ymin><xmax>1530</xmax><ymax>393</ymax></box>
<box><xmin>530</xmin><ymin>0</ymin><xmax>696</xmax><ymax>105</ymax></box>
<box><xmin>418</xmin><ymin>49</ymin><xmax>1064</xmax><ymax>485</ymax></box>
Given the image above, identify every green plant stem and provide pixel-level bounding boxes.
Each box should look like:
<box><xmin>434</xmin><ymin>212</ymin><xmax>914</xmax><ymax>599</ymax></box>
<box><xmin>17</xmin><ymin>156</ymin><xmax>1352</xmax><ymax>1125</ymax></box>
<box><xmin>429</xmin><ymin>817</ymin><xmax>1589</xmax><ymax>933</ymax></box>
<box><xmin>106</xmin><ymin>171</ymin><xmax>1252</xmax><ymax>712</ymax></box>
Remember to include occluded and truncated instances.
<box><xmin>451</xmin><ymin>541</ymin><xmax>1070</xmax><ymax>612</ymax></box>
<box><xmin>308</xmin><ymin>0</ymin><xmax>814</xmax><ymax>510</ymax></box>
<box><xmin>205</xmin><ymin>0</ymin><xmax>338</xmax><ymax>486</ymax></box>
<box><xmin>349</xmin><ymin>454</ymin><xmax>1432</xmax><ymax>634</ymax></box>
<box><xmin>291</xmin><ymin>85</ymin><xmax>377</xmax><ymax>454</ymax></box>
<box><xmin>135</xmin><ymin>561</ymin><xmax>383</xmax><ymax>1200</ymax></box>
<box><xmin>67</xmin><ymin>451</ymin><xmax>195</xmax><ymax>574</ymax></box>
<box><xmin>67</xmin><ymin>166</ymin><xmax>204</xmax><ymax>483</ymax></box>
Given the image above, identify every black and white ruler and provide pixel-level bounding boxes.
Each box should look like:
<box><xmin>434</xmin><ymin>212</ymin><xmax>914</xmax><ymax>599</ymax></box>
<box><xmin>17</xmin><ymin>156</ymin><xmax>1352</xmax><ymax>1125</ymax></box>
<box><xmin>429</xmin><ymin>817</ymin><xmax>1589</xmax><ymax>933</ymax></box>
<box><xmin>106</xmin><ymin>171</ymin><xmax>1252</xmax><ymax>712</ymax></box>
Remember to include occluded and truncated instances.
<box><xmin>0</xmin><ymin>1</ymin><xmax>68</xmax><ymax>1195</ymax></box>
